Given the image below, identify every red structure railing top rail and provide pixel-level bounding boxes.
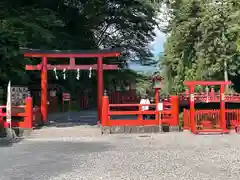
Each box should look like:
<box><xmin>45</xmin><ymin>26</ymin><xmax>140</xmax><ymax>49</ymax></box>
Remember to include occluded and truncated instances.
<box><xmin>109</xmin><ymin>103</ymin><xmax>153</xmax><ymax>107</ymax></box>
<box><xmin>107</xmin><ymin>103</ymin><xmax>162</xmax><ymax>126</ymax></box>
<box><xmin>109</xmin><ymin>104</ymin><xmax>158</xmax><ymax>116</ymax></box>
<box><xmin>101</xmin><ymin>95</ymin><xmax>179</xmax><ymax>127</ymax></box>
<box><xmin>179</xmin><ymin>93</ymin><xmax>240</xmax><ymax>102</ymax></box>
<box><xmin>0</xmin><ymin>105</ymin><xmax>26</xmax><ymax>109</ymax></box>
<box><xmin>0</xmin><ymin>105</ymin><xmax>26</xmax><ymax>117</ymax></box>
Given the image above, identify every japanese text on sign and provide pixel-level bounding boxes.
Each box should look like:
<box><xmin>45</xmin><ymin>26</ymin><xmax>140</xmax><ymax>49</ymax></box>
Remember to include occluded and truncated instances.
<box><xmin>11</xmin><ymin>86</ymin><xmax>28</xmax><ymax>105</ymax></box>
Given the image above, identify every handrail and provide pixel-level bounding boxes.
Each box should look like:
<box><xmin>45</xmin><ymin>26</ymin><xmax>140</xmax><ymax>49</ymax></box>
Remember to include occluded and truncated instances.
<box><xmin>109</xmin><ymin>104</ymin><xmax>155</xmax><ymax>107</ymax></box>
<box><xmin>101</xmin><ymin>95</ymin><xmax>179</xmax><ymax>127</ymax></box>
<box><xmin>0</xmin><ymin>105</ymin><xmax>26</xmax><ymax>108</ymax></box>
<box><xmin>0</xmin><ymin>97</ymin><xmax>33</xmax><ymax>129</ymax></box>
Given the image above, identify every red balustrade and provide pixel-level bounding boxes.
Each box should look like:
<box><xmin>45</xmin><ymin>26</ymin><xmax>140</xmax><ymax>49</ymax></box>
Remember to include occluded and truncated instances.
<box><xmin>0</xmin><ymin>97</ymin><xmax>41</xmax><ymax>130</ymax></box>
<box><xmin>179</xmin><ymin>93</ymin><xmax>240</xmax><ymax>103</ymax></box>
<box><xmin>101</xmin><ymin>95</ymin><xmax>179</xmax><ymax>128</ymax></box>
<box><xmin>183</xmin><ymin>109</ymin><xmax>240</xmax><ymax>131</ymax></box>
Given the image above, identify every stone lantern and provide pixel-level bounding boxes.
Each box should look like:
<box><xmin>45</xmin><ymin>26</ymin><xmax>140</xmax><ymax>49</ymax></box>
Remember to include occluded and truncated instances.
<box><xmin>151</xmin><ymin>74</ymin><xmax>164</xmax><ymax>106</ymax></box>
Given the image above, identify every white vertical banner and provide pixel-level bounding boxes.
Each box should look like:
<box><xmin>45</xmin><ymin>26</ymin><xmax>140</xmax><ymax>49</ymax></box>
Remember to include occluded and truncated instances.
<box><xmin>6</xmin><ymin>81</ymin><xmax>12</xmax><ymax>127</ymax></box>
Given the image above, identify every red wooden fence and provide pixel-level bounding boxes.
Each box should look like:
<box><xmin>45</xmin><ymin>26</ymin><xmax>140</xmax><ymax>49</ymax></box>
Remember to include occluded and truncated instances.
<box><xmin>183</xmin><ymin>109</ymin><xmax>240</xmax><ymax>131</ymax></box>
<box><xmin>101</xmin><ymin>95</ymin><xmax>179</xmax><ymax>127</ymax></box>
<box><xmin>0</xmin><ymin>97</ymin><xmax>42</xmax><ymax>130</ymax></box>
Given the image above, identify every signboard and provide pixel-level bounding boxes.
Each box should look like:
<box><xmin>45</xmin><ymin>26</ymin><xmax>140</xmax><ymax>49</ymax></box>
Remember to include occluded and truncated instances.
<box><xmin>62</xmin><ymin>93</ymin><xmax>70</xmax><ymax>101</ymax></box>
<box><xmin>6</xmin><ymin>81</ymin><xmax>12</xmax><ymax>126</ymax></box>
<box><xmin>11</xmin><ymin>86</ymin><xmax>28</xmax><ymax>105</ymax></box>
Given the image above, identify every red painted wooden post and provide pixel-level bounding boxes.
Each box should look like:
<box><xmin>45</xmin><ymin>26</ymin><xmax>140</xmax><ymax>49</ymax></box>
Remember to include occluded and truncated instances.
<box><xmin>0</xmin><ymin>107</ymin><xmax>6</xmax><ymax>128</ymax></box>
<box><xmin>25</xmin><ymin>97</ymin><xmax>33</xmax><ymax>129</ymax></box>
<box><xmin>189</xmin><ymin>85</ymin><xmax>196</xmax><ymax>134</ymax></box>
<box><xmin>220</xmin><ymin>84</ymin><xmax>228</xmax><ymax>132</ymax></box>
<box><xmin>169</xmin><ymin>95</ymin><xmax>179</xmax><ymax>127</ymax></box>
<box><xmin>98</xmin><ymin>57</ymin><xmax>103</xmax><ymax>123</ymax></box>
<box><xmin>138</xmin><ymin>104</ymin><xmax>143</xmax><ymax>125</ymax></box>
<box><xmin>101</xmin><ymin>95</ymin><xmax>109</xmax><ymax>126</ymax></box>
<box><xmin>41</xmin><ymin>57</ymin><xmax>48</xmax><ymax>123</ymax></box>
<box><xmin>155</xmin><ymin>89</ymin><xmax>159</xmax><ymax>123</ymax></box>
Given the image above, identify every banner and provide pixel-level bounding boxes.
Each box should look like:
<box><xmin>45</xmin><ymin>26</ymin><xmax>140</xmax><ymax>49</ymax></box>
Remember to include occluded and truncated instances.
<box><xmin>6</xmin><ymin>81</ymin><xmax>12</xmax><ymax>127</ymax></box>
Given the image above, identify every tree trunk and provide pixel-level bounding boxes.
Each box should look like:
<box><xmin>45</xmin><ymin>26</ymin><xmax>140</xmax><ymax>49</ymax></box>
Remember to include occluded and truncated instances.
<box><xmin>224</xmin><ymin>59</ymin><xmax>229</xmax><ymax>92</ymax></box>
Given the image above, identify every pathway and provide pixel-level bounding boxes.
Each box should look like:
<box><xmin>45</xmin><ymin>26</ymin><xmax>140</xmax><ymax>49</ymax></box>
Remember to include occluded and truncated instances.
<box><xmin>47</xmin><ymin>110</ymin><xmax>99</xmax><ymax>127</ymax></box>
<box><xmin>1</xmin><ymin>110</ymin><xmax>240</xmax><ymax>179</ymax></box>
<box><xmin>1</xmin><ymin>131</ymin><xmax>240</xmax><ymax>180</ymax></box>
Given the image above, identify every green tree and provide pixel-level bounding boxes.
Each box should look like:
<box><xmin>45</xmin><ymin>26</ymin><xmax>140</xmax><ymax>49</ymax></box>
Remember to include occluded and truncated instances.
<box><xmin>161</xmin><ymin>0</ymin><xmax>240</xmax><ymax>93</ymax></box>
<box><xmin>0</xmin><ymin>0</ymin><xmax>161</xmax><ymax>92</ymax></box>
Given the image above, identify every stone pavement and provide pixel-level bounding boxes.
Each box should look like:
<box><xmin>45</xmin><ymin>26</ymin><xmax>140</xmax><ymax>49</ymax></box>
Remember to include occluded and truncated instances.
<box><xmin>1</xmin><ymin>129</ymin><xmax>240</xmax><ymax>180</ymax></box>
<box><xmin>1</xmin><ymin>111</ymin><xmax>240</xmax><ymax>180</ymax></box>
<box><xmin>47</xmin><ymin>110</ymin><xmax>99</xmax><ymax>127</ymax></box>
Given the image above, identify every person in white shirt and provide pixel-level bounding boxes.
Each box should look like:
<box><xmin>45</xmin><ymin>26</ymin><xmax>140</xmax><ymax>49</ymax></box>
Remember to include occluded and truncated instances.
<box><xmin>140</xmin><ymin>95</ymin><xmax>150</xmax><ymax>120</ymax></box>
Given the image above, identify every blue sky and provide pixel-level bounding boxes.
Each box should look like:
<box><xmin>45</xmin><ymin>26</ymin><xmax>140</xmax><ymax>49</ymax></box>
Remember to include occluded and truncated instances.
<box><xmin>129</xmin><ymin>29</ymin><xmax>166</xmax><ymax>73</ymax></box>
<box><xmin>150</xmin><ymin>29</ymin><xmax>166</xmax><ymax>55</ymax></box>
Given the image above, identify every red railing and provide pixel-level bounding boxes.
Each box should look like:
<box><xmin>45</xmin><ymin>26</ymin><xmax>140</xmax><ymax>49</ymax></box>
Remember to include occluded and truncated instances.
<box><xmin>101</xmin><ymin>95</ymin><xmax>179</xmax><ymax>127</ymax></box>
<box><xmin>183</xmin><ymin>109</ymin><xmax>240</xmax><ymax>130</ymax></box>
<box><xmin>179</xmin><ymin>93</ymin><xmax>240</xmax><ymax>103</ymax></box>
<box><xmin>0</xmin><ymin>97</ymin><xmax>34</xmax><ymax>129</ymax></box>
<box><xmin>78</xmin><ymin>90</ymin><xmax>139</xmax><ymax>109</ymax></box>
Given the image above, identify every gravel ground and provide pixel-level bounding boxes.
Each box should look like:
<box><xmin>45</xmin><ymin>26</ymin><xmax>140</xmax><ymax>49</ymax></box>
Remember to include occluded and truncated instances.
<box><xmin>0</xmin><ymin>127</ymin><xmax>240</xmax><ymax>180</ymax></box>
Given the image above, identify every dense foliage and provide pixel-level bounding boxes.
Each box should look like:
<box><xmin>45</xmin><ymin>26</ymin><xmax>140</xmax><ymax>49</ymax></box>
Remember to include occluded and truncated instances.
<box><xmin>0</xmin><ymin>0</ymin><xmax>161</xmax><ymax>91</ymax></box>
<box><xmin>161</xmin><ymin>0</ymin><xmax>240</xmax><ymax>93</ymax></box>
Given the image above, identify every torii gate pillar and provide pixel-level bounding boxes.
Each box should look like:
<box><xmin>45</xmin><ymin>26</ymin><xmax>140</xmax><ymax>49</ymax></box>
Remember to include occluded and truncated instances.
<box><xmin>97</xmin><ymin>57</ymin><xmax>103</xmax><ymax>124</ymax></box>
<box><xmin>41</xmin><ymin>57</ymin><xmax>48</xmax><ymax>122</ymax></box>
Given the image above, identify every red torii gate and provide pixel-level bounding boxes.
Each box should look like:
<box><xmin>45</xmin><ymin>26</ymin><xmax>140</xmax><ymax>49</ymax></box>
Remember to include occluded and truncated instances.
<box><xmin>22</xmin><ymin>48</ymin><xmax>121</xmax><ymax>124</ymax></box>
<box><xmin>184</xmin><ymin>81</ymin><xmax>231</xmax><ymax>134</ymax></box>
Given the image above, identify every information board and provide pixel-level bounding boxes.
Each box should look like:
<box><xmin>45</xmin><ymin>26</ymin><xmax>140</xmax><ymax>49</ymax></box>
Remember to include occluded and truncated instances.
<box><xmin>62</xmin><ymin>93</ymin><xmax>70</xmax><ymax>101</ymax></box>
<box><xmin>11</xmin><ymin>86</ymin><xmax>29</xmax><ymax>105</ymax></box>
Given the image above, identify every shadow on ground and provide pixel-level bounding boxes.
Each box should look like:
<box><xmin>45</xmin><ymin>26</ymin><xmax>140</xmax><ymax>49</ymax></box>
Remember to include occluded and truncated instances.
<box><xmin>0</xmin><ymin>137</ymin><xmax>24</xmax><ymax>147</ymax></box>
<box><xmin>46</xmin><ymin>110</ymin><xmax>99</xmax><ymax>128</ymax></box>
<box><xmin>43</xmin><ymin>110</ymin><xmax>139</xmax><ymax>128</ymax></box>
